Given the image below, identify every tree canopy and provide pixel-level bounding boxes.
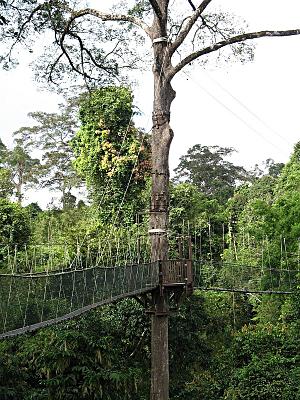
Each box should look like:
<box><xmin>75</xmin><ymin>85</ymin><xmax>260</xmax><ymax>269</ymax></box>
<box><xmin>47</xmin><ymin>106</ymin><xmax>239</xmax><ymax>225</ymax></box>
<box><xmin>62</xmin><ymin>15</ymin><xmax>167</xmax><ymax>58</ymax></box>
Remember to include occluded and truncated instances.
<box><xmin>1</xmin><ymin>1</ymin><xmax>300</xmax><ymax>91</ymax></box>
<box><xmin>0</xmin><ymin>136</ymin><xmax>299</xmax><ymax>399</ymax></box>
<box><xmin>0</xmin><ymin>139</ymin><xmax>41</xmax><ymax>204</ymax></box>
<box><xmin>173</xmin><ymin>144</ymin><xmax>248</xmax><ymax>203</ymax></box>
<box><xmin>1</xmin><ymin>1</ymin><xmax>300</xmax><ymax>399</ymax></box>
<box><xmin>14</xmin><ymin>99</ymin><xmax>83</xmax><ymax>207</ymax></box>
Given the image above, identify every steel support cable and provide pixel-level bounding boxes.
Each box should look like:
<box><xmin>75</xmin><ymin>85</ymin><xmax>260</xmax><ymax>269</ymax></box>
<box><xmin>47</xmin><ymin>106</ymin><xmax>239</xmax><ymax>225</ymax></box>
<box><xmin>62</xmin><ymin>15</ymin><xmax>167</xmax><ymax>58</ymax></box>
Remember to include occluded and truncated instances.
<box><xmin>266</xmin><ymin>237</ymin><xmax>274</xmax><ymax>291</ymax></box>
<box><xmin>102</xmin><ymin>268</ymin><xmax>107</xmax><ymax>302</ymax></box>
<box><xmin>140</xmin><ymin>261</ymin><xmax>145</xmax><ymax>290</ymax></box>
<box><xmin>95</xmin><ymin>238</ymin><xmax>101</xmax><ymax>266</ymax></box>
<box><xmin>182</xmin><ymin>70</ymin><xmax>285</xmax><ymax>153</ymax></box>
<box><xmin>116</xmin><ymin>233</ymin><xmax>121</xmax><ymax>266</ymax></box>
<box><xmin>284</xmin><ymin>237</ymin><xmax>293</xmax><ymax>290</ymax></box>
<box><xmin>17</xmin><ymin>279</ymin><xmax>25</xmax><ymax>327</ymax></box>
<box><xmin>91</xmin><ymin>266</ymin><xmax>97</xmax><ymax>304</ymax></box>
<box><xmin>2</xmin><ymin>274</ymin><xmax>13</xmax><ymax>334</ymax></box>
<box><xmin>260</xmin><ymin>241</ymin><xmax>264</xmax><ymax>292</ymax></box>
<box><xmin>129</xmin><ymin>263</ymin><xmax>133</xmax><ymax>292</ymax></box>
<box><xmin>22</xmin><ymin>259</ymin><xmax>34</xmax><ymax>328</ymax></box>
<box><xmin>194</xmin><ymin>286</ymin><xmax>293</xmax><ymax>295</ymax></box>
<box><xmin>55</xmin><ymin>272</ymin><xmax>64</xmax><ymax>320</ymax></box>
<box><xmin>201</xmin><ymin>69</ymin><xmax>292</xmax><ymax>147</ymax></box>
<box><xmin>134</xmin><ymin>265</ymin><xmax>139</xmax><ymax>292</ymax></box>
<box><xmin>3</xmin><ymin>250</ymin><xmax>16</xmax><ymax>332</ymax></box>
<box><xmin>69</xmin><ymin>268</ymin><xmax>76</xmax><ymax>313</ymax></box>
<box><xmin>109</xmin><ymin>267</ymin><xmax>115</xmax><ymax>300</ymax></box>
<box><xmin>121</xmin><ymin>266</ymin><xmax>125</xmax><ymax>294</ymax></box>
<box><xmin>280</xmin><ymin>236</ymin><xmax>284</xmax><ymax>287</ymax></box>
<box><xmin>128</xmin><ymin>230</ymin><xmax>133</xmax><ymax>264</ymax></box>
<box><xmin>40</xmin><ymin>268</ymin><xmax>50</xmax><ymax>323</ymax></box>
<box><xmin>81</xmin><ymin>268</ymin><xmax>87</xmax><ymax>309</ymax></box>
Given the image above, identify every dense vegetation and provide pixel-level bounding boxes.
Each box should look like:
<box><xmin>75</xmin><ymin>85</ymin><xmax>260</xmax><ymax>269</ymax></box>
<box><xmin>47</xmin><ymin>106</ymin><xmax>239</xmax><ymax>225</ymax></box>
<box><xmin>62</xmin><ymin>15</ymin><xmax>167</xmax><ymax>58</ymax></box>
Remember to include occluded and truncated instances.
<box><xmin>0</xmin><ymin>88</ymin><xmax>299</xmax><ymax>399</ymax></box>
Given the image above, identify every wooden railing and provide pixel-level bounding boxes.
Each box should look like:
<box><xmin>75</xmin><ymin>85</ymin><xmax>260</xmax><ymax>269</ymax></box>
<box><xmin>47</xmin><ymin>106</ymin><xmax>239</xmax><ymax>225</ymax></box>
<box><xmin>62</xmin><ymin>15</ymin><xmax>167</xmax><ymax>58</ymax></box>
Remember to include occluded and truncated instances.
<box><xmin>159</xmin><ymin>260</ymin><xmax>193</xmax><ymax>290</ymax></box>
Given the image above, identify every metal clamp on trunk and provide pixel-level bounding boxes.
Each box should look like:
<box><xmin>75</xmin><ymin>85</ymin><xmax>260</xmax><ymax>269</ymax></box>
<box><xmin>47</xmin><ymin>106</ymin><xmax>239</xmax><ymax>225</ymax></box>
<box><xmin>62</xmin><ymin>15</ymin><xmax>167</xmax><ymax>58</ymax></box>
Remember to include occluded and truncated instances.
<box><xmin>148</xmin><ymin>228</ymin><xmax>167</xmax><ymax>235</ymax></box>
<box><xmin>152</xmin><ymin>36</ymin><xmax>168</xmax><ymax>45</ymax></box>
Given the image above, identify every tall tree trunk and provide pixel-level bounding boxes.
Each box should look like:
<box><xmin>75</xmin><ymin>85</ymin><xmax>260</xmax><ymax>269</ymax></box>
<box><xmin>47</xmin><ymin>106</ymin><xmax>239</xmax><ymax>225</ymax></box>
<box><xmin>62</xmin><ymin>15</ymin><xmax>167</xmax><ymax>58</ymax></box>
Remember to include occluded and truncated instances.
<box><xmin>149</xmin><ymin>4</ymin><xmax>176</xmax><ymax>397</ymax></box>
<box><xmin>16</xmin><ymin>182</ymin><xmax>22</xmax><ymax>204</ymax></box>
<box><xmin>150</xmin><ymin>73</ymin><xmax>175</xmax><ymax>261</ymax></box>
<box><xmin>16</xmin><ymin>164</ymin><xmax>23</xmax><ymax>204</ymax></box>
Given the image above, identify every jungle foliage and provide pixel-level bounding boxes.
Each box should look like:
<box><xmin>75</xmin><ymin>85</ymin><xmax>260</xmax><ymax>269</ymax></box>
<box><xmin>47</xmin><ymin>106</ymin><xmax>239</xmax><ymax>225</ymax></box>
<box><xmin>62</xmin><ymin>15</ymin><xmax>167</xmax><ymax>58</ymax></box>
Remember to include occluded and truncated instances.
<box><xmin>72</xmin><ymin>86</ymin><xmax>150</xmax><ymax>222</ymax></box>
<box><xmin>0</xmin><ymin>96</ymin><xmax>299</xmax><ymax>398</ymax></box>
<box><xmin>1</xmin><ymin>0</ymin><xmax>300</xmax><ymax>395</ymax></box>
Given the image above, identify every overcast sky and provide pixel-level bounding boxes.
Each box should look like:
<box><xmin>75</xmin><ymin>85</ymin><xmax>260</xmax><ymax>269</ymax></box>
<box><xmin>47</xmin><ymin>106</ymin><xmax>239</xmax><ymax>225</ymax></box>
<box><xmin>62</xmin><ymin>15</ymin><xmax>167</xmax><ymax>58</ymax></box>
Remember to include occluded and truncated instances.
<box><xmin>1</xmin><ymin>0</ymin><xmax>300</xmax><ymax>206</ymax></box>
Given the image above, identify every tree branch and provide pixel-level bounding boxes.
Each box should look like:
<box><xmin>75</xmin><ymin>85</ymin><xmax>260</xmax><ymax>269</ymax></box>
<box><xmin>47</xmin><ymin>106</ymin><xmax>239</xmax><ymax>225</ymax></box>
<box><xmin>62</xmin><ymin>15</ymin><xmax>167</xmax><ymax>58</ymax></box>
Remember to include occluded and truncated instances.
<box><xmin>48</xmin><ymin>52</ymin><xmax>64</xmax><ymax>84</ymax></box>
<box><xmin>71</xmin><ymin>8</ymin><xmax>151</xmax><ymax>37</ymax></box>
<box><xmin>148</xmin><ymin>0</ymin><xmax>162</xmax><ymax>18</ymax></box>
<box><xmin>69</xmin><ymin>30</ymin><xmax>115</xmax><ymax>74</ymax></box>
<box><xmin>169</xmin><ymin>0</ymin><xmax>213</xmax><ymax>56</ymax></box>
<box><xmin>7</xmin><ymin>3</ymin><xmax>43</xmax><ymax>59</ymax></box>
<box><xmin>129</xmin><ymin>329</ymin><xmax>147</xmax><ymax>358</ymax></box>
<box><xmin>187</xmin><ymin>0</ymin><xmax>196</xmax><ymax>11</ymax></box>
<box><xmin>58</xmin><ymin>23</ymin><xmax>119</xmax><ymax>83</ymax></box>
<box><xmin>170</xmin><ymin>28</ymin><xmax>300</xmax><ymax>78</ymax></box>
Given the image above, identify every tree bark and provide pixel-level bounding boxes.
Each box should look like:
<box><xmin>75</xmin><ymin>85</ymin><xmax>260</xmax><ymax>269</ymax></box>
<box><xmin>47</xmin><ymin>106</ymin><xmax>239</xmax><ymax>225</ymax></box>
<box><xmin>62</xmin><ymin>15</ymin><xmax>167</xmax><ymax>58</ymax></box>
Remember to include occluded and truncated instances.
<box><xmin>149</xmin><ymin>3</ymin><xmax>176</xmax><ymax>398</ymax></box>
<box><xmin>150</xmin><ymin>292</ymin><xmax>169</xmax><ymax>400</ymax></box>
<box><xmin>149</xmin><ymin>1</ymin><xmax>175</xmax><ymax>262</ymax></box>
<box><xmin>16</xmin><ymin>162</ymin><xmax>24</xmax><ymax>204</ymax></box>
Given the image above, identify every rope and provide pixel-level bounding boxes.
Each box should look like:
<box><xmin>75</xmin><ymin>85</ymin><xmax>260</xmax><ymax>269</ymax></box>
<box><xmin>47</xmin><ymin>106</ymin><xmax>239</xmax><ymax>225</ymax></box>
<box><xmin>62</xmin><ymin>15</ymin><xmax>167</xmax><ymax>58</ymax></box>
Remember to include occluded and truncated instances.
<box><xmin>0</xmin><ymin>255</ymin><xmax>297</xmax><ymax>339</ymax></box>
<box><xmin>197</xmin><ymin>287</ymin><xmax>293</xmax><ymax>295</ymax></box>
<box><xmin>0</xmin><ymin>261</ymin><xmax>160</xmax><ymax>339</ymax></box>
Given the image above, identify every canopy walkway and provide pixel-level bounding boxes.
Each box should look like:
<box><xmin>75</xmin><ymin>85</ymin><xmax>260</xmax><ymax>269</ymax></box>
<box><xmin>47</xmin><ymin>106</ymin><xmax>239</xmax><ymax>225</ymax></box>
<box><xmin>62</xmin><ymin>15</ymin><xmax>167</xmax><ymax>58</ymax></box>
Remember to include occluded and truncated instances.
<box><xmin>0</xmin><ymin>257</ymin><xmax>297</xmax><ymax>339</ymax></box>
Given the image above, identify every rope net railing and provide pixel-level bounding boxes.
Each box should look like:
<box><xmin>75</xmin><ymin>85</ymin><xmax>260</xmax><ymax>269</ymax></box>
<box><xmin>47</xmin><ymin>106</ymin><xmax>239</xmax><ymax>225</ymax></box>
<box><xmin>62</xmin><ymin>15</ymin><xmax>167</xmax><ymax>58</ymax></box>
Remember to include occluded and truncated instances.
<box><xmin>0</xmin><ymin>262</ymin><xmax>159</xmax><ymax>339</ymax></box>
<box><xmin>0</xmin><ymin>227</ymin><xmax>152</xmax><ymax>275</ymax></box>
<box><xmin>1</xmin><ymin>226</ymin><xmax>300</xmax><ymax>339</ymax></box>
<box><xmin>1</xmin><ymin>256</ymin><xmax>297</xmax><ymax>339</ymax></box>
<box><xmin>193</xmin><ymin>260</ymin><xmax>298</xmax><ymax>294</ymax></box>
<box><xmin>169</xmin><ymin>224</ymin><xmax>300</xmax><ymax>294</ymax></box>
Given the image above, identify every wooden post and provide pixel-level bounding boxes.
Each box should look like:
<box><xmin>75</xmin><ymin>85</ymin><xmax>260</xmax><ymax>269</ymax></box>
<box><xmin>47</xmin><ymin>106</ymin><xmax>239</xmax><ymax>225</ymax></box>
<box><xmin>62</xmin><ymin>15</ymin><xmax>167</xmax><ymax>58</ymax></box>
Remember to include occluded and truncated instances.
<box><xmin>149</xmin><ymin>2</ymin><xmax>176</xmax><ymax>399</ymax></box>
<box><xmin>178</xmin><ymin>236</ymin><xmax>183</xmax><ymax>259</ymax></box>
<box><xmin>150</xmin><ymin>291</ymin><xmax>169</xmax><ymax>400</ymax></box>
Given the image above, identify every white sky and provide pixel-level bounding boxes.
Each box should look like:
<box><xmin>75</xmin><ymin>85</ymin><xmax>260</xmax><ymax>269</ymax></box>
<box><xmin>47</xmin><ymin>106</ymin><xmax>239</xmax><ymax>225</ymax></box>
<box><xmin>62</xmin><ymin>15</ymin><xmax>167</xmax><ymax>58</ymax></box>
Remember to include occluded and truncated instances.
<box><xmin>1</xmin><ymin>0</ymin><xmax>300</xmax><ymax>206</ymax></box>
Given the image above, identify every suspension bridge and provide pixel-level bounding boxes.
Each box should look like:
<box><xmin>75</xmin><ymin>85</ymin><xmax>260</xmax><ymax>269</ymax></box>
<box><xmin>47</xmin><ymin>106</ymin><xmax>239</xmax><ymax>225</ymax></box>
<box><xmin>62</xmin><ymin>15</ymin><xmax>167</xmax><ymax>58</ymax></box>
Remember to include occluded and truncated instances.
<box><xmin>0</xmin><ymin>233</ymin><xmax>298</xmax><ymax>339</ymax></box>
